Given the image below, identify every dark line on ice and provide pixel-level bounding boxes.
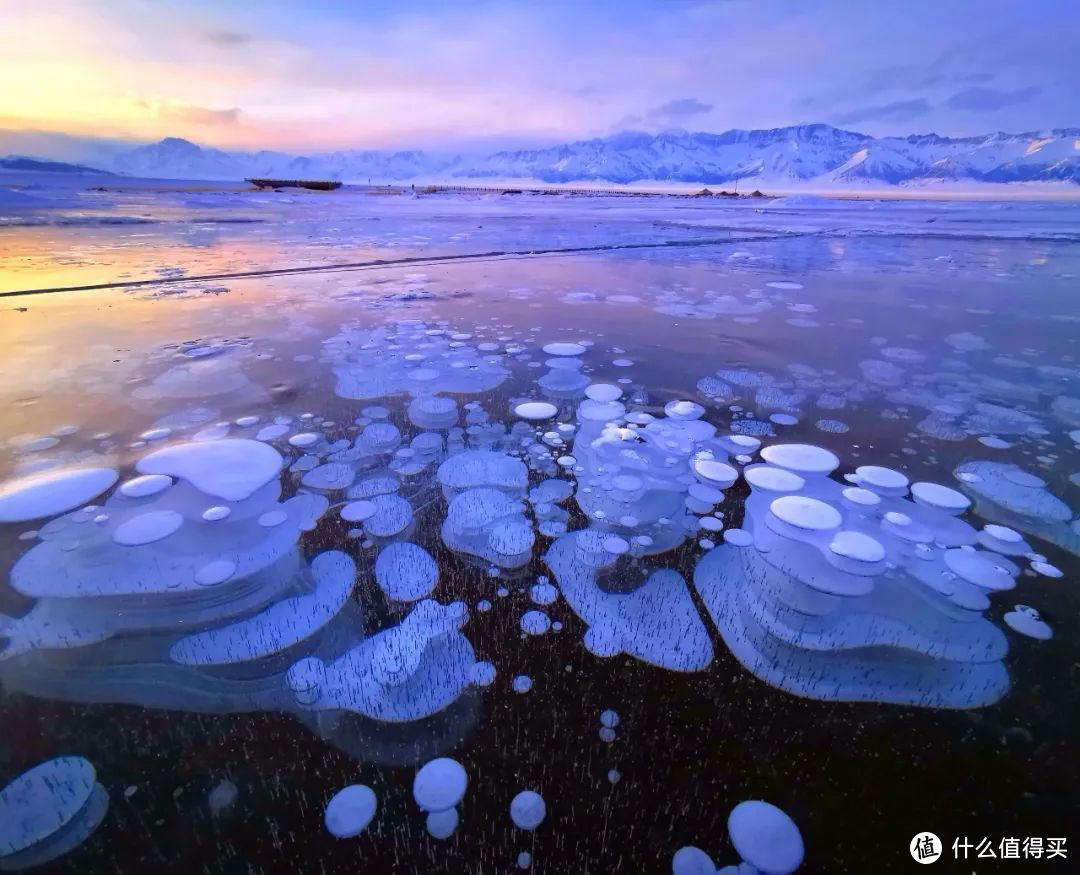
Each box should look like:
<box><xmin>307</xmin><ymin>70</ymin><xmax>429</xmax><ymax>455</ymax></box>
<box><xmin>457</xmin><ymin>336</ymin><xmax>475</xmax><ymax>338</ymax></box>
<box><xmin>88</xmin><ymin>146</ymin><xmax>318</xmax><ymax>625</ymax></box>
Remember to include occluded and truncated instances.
<box><xmin>0</xmin><ymin>234</ymin><xmax>790</xmax><ymax>298</ymax></box>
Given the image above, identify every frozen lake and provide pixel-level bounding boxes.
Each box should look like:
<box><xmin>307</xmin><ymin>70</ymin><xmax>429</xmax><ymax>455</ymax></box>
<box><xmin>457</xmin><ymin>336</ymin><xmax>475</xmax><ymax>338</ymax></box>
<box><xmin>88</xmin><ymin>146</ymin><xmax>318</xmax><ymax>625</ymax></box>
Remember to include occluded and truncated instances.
<box><xmin>1</xmin><ymin>178</ymin><xmax>1078</xmax><ymax>872</ymax></box>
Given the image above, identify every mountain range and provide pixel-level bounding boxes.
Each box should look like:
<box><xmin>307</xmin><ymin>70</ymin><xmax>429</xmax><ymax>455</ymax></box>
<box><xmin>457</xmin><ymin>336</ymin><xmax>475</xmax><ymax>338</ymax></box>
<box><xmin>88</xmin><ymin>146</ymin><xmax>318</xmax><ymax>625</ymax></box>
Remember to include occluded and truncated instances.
<box><xmin>6</xmin><ymin>124</ymin><xmax>1080</xmax><ymax>187</ymax></box>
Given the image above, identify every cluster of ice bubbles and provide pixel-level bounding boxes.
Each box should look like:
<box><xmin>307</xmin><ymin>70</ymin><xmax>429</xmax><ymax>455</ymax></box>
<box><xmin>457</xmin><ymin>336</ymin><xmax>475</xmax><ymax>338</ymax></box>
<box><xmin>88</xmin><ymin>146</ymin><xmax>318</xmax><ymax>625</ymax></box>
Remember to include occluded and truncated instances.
<box><xmin>674</xmin><ymin>799</ymin><xmax>804</xmax><ymax>875</ymax></box>
<box><xmin>1</xmin><ymin>317</ymin><xmax>1076</xmax><ymax>870</ymax></box>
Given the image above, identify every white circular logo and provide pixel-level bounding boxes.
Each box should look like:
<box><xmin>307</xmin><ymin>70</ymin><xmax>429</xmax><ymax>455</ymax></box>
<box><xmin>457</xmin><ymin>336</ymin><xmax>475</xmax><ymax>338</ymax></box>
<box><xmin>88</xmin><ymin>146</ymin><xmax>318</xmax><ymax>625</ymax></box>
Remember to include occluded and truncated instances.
<box><xmin>910</xmin><ymin>832</ymin><xmax>942</xmax><ymax>864</ymax></box>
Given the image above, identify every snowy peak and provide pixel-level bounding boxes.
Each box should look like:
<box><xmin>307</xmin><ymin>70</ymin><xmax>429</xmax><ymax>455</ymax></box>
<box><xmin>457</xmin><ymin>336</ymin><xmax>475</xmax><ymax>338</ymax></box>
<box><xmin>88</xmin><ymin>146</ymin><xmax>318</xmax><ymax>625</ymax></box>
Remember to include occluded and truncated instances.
<box><xmin>104</xmin><ymin>125</ymin><xmax>1080</xmax><ymax>186</ymax></box>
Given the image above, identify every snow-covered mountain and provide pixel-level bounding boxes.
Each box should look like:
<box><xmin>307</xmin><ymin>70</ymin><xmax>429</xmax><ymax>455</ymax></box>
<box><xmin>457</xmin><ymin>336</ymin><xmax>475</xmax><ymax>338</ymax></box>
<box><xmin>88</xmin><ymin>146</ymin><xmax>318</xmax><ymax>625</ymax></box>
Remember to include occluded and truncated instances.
<box><xmin>105</xmin><ymin>125</ymin><xmax>1080</xmax><ymax>187</ymax></box>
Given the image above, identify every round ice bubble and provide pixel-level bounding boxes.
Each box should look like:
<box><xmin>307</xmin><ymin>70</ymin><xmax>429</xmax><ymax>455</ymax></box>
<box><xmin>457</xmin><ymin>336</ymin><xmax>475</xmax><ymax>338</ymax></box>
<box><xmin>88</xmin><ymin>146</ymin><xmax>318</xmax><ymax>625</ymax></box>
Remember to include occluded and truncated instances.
<box><xmin>0</xmin><ymin>756</ymin><xmax>97</xmax><ymax>856</ymax></box>
<box><xmin>137</xmin><ymin>439</ymin><xmax>282</xmax><ymax>502</ymax></box>
<box><xmin>521</xmin><ymin>611</ymin><xmax>551</xmax><ymax>635</ymax></box>
<box><xmin>911</xmin><ymin>481</ymin><xmax>971</xmax><ymax>513</ymax></box>
<box><xmin>119</xmin><ymin>474</ymin><xmax>173</xmax><ymax>498</ymax></box>
<box><xmin>672</xmin><ymin>846</ymin><xmax>717</xmax><ymax>875</ymax></box>
<box><xmin>470</xmin><ymin>661</ymin><xmax>497</xmax><ymax>686</ymax></box>
<box><xmin>727</xmin><ymin>800</ymin><xmax>804</xmax><ymax>875</ymax></box>
<box><xmin>513</xmin><ymin>675</ymin><xmax>533</xmax><ymax>693</ymax></box>
<box><xmin>324</xmin><ymin>785</ymin><xmax>377</xmax><ymax>838</ymax></box>
<box><xmin>509</xmin><ymin>790</ymin><xmax>546</xmax><ymax>830</ymax></box>
<box><xmin>693</xmin><ymin>458</ymin><xmax>739</xmax><ymax>488</ymax></box>
<box><xmin>112</xmin><ymin>510</ymin><xmax>184</xmax><ymax>546</ymax></box>
<box><xmin>0</xmin><ymin>467</ymin><xmax>118</xmax><ymax>523</ymax></box>
<box><xmin>514</xmin><ymin>402</ymin><xmax>559</xmax><ymax>421</ymax></box>
<box><xmin>829</xmin><ymin>531</ymin><xmax>886</xmax><ymax>563</ymax></box>
<box><xmin>855</xmin><ymin>465</ymin><xmax>909</xmax><ymax>491</ymax></box>
<box><xmin>374</xmin><ymin>542</ymin><xmax>438</xmax><ymax>601</ymax></box>
<box><xmin>769</xmin><ymin>496</ymin><xmax>842</xmax><ymax>531</ymax></box>
<box><xmin>585</xmin><ymin>383</ymin><xmax>622</xmax><ymax>402</ymax></box>
<box><xmin>745</xmin><ymin>465</ymin><xmax>805</xmax><ymax>493</ymax></box>
<box><xmin>530</xmin><ymin>581</ymin><xmax>559</xmax><ymax>605</ymax></box>
<box><xmin>413</xmin><ymin>758</ymin><xmax>467</xmax><ymax>812</ymax></box>
<box><xmin>542</xmin><ymin>342</ymin><xmax>586</xmax><ymax>356</ymax></box>
<box><xmin>426</xmin><ymin>807</ymin><xmax>459</xmax><ymax>839</ymax></box>
<box><xmin>1004</xmin><ymin>606</ymin><xmax>1053</xmax><ymax>640</ymax></box>
<box><xmin>760</xmin><ymin>443</ymin><xmax>839</xmax><ymax>474</ymax></box>
<box><xmin>600</xmin><ymin>709</ymin><xmax>620</xmax><ymax>728</ymax></box>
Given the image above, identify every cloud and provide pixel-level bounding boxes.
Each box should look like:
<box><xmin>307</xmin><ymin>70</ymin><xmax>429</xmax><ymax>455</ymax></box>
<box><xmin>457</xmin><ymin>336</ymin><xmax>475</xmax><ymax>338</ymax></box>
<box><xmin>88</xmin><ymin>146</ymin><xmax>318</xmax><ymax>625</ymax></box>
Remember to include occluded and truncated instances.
<box><xmin>154</xmin><ymin>103</ymin><xmax>242</xmax><ymax>126</ymax></box>
<box><xmin>833</xmin><ymin>98</ymin><xmax>932</xmax><ymax>125</ymax></box>
<box><xmin>646</xmin><ymin>97</ymin><xmax>712</xmax><ymax>123</ymax></box>
<box><xmin>945</xmin><ymin>85</ymin><xmax>1041</xmax><ymax>111</ymax></box>
<box><xmin>200</xmin><ymin>29</ymin><xmax>252</xmax><ymax>46</ymax></box>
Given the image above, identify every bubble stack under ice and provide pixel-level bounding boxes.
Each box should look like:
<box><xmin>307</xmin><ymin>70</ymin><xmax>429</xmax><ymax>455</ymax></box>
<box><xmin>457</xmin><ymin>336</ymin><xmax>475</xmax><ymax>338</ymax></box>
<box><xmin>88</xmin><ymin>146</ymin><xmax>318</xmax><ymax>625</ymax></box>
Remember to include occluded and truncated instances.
<box><xmin>693</xmin><ymin>445</ymin><xmax>1013</xmax><ymax>708</ymax></box>
<box><xmin>0</xmin><ymin>434</ymin><xmax>485</xmax><ymax>738</ymax></box>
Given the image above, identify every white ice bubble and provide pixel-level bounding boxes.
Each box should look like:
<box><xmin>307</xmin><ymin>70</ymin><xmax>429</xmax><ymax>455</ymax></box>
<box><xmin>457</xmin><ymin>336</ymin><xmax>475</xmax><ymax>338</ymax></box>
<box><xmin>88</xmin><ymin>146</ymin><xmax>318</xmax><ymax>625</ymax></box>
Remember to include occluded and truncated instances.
<box><xmin>374</xmin><ymin>542</ymin><xmax>438</xmax><ymax>601</ymax></box>
<box><xmin>513</xmin><ymin>675</ymin><xmax>533</xmax><ymax>693</ymax></box>
<box><xmin>769</xmin><ymin>496</ymin><xmax>842</xmax><ymax>531</ymax></box>
<box><xmin>585</xmin><ymin>383</ymin><xmax>622</xmax><ymax>402</ymax></box>
<box><xmin>119</xmin><ymin>474</ymin><xmax>173</xmax><ymax>498</ymax></box>
<box><xmin>1004</xmin><ymin>606</ymin><xmax>1053</xmax><ymax>640</ymax></box>
<box><xmin>426</xmin><ymin>807</ymin><xmax>459</xmax><ymax>839</ymax></box>
<box><xmin>515</xmin><ymin>401</ymin><xmax>559</xmax><ymax>421</ymax></box>
<box><xmin>520</xmin><ymin>610</ymin><xmax>551</xmax><ymax>635</ymax></box>
<box><xmin>760</xmin><ymin>443</ymin><xmax>839</xmax><ymax>475</ymax></box>
<box><xmin>137</xmin><ymin>439</ymin><xmax>282</xmax><ymax>502</ymax></box>
<box><xmin>413</xmin><ymin>758</ymin><xmax>467</xmax><ymax>813</ymax></box>
<box><xmin>911</xmin><ymin>481</ymin><xmax>971</xmax><ymax>513</ymax></box>
<box><xmin>672</xmin><ymin>846</ymin><xmax>717</xmax><ymax>875</ymax></box>
<box><xmin>509</xmin><ymin>790</ymin><xmax>546</xmax><ymax>830</ymax></box>
<box><xmin>727</xmin><ymin>801</ymin><xmax>804</xmax><ymax>875</ymax></box>
<box><xmin>0</xmin><ymin>468</ymin><xmax>118</xmax><ymax>523</ymax></box>
<box><xmin>829</xmin><ymin>531</ymin><xmax>886</xmax><ymax>564</ymax></box>
<box><xmin>542</xmin><ymin>342</ymin><xmax>586</xmax><ymax>356</ymax></box>
<box><xmin>112</xmin><ymin>510</ymin><xmax>184</xmax><ymax>546</ymax></box>
<box><xmin>324</xmin><ymin>785</ymin><xmax>377</xmax><ymax>838</ymax></box>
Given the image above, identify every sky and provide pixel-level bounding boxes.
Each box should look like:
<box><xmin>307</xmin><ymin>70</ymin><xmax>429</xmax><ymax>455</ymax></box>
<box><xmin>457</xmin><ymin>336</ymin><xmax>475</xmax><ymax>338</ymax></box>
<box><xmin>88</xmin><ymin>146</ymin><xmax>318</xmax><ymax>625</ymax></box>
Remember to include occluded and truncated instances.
<box><xmin>0</xmin><ymin>0</ymin><xmax>1077</xmax><ymax>158</ymax></box>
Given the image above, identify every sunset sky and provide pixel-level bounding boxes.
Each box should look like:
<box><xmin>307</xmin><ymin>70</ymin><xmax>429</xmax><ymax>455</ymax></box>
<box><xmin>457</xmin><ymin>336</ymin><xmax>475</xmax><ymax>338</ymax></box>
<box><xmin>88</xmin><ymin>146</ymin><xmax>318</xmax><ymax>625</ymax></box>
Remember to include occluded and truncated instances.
<box><xmin>1</xmin><ymin>0</ymin><xmax>1077</xmax><ymax>157</ymax></box>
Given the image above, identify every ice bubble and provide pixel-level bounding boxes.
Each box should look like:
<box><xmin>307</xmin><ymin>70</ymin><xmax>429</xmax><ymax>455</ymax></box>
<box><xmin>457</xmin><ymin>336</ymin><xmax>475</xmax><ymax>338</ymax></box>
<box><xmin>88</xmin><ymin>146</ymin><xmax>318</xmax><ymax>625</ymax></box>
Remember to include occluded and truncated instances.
<box><xmin>727</xmin><ymin>801</ymin><xmax>804</xmax><ymax>875</ymax></box>
<box><xmin>744</xmin><ymin>465</ymin><xmax>805</xmax><ymax>493</ymax></box>
<box><xmin>256</xmin><ymin>424</ymin><xmax>290</xmax><ymax>441</ymax></box>
<box><xmin>607</xmin><ymin>769</ymin><xmax>621</xmax><ymax>784</ymax></box>
<box><xmin>665</xmin><ymin>400</ymin><xmax>705</xmax><ymax>420</ymax></box>
<box><xmin>201</xmin><ymin>506</ymin><xmax>230</xmax><ymax>521</ymax></box>
<box><xmin>194</xmin><ymin>558</ymin><xmax>236</xmax><ymax>586</ymax></box>
<box><xmin>543</xmin><ymin>342</ymin><xmax>586</xmax><ymax>356</ymax></box>
<box><xmin>408</xmin><ymin>395</ymin><xmax>458</xmax><ymax>429</ymax></box>
<box><xmin>426</xmin><ymin>807</ymin><xmax>459</xmax><ymax>839</ymax></box>
<box><xmin>0</xmin><ymin>467</ymin><xmax>118</xmax><ymax>523</ymax></box>
<box><xmin>692</xmin><ymin>458</ymin><xmax>739</xmax><ymax>488</ymax></box>
<box><xmin>517</xmin><ymin>851</ymin><xmax>532</xmax><ymax>869</ymax></box>
<box><xmin>760</xmin><ymin>443</ymin><xmax>839</xmax><ymax>475</ymax></box>
<box><xmin>599</xmin><ymin>727</ymin><xmax>617</xmax><ymax>743</ymax></box>
<box><xmin>766</xmin><ymin>280</ymin><xmax>803</xmax><ymax>290</ymax></box>
<box><xmin>769</xmin><ymin>496</ymin><xmax>842</xmax><ymax>531</ymax></box>
<box><xmin>413</xmin><ymin>758</ymin><xmax>467</xmax><ymax>812</ymax></box>
<box><xmin>585</xmin><ymin>383</ymin><xmax>622</xmax><ymax>402</ymax></box>
<box><xmin>112</xmin><ymin>509</ymin><xmax>184</xmax><ymax>546</ymax></box>
<box><xmin>289</xmin><ymin>433</ymin><xmax>320</xmax><ymax>448</ymax></box>
<box><xmin>363</xmin><ymin>493</ymin><xmax>413</xmax><ymax>537</ymax></box>
<box><xmin>724</xmin><ymin>528</ymin><xmax>753</xmax><ymax>546</ymax></box>
<box><xmin>207</xmin><ymin>779</ymin><xmax>237</xmax><ymax>816</ymax></box>
<box><xmin>769</xmin><ymin>413</ymin><xmax>799</xmax><ymax>426</ymax></box>
<box><xmin>600</xmin><ymin>709</ymin><xmax>620</xmax><ymax>728</ymax></box>
<box><xmin>911</xmin><ymin>482</ymin><xmax>971</xmax><ymax>513</ymax></box>
<box><xmin>375</xmin><ymin>542</ymin><xmax>438</xmax><ymax>601</ymax></box>
<box><xmin>137</xmin><ymin>439</ymin><xmax>282</xmax><ymax>502</ymax></box>
<box><xmin>513</xmin><ymin>675</ymin><xmax>533</xmax><ymax>693</ymax></box>
<box><xmin>854</xmin><ymin>465</ymin><xmax>908</xmax><ymax>491</ymax></box>
<box><xmin>324</xmin><ymin>784</ymin><xmax>377</xmax><ymax>838</ymax></box>
<box><xmin>1004</xmin><ymin>606</ymin><xmax>1053</xmax><ymax>640</ymax></box>
<box><xmin>515</xmin><ymin>401</ymin><xmax>559</xmax><ymax>421</ymax></box>
<box><xmin>521</xmin><ymin>611</ymin><xmax>551</xmax><ymax>635</ymax></box>
<box><xmin>437</xmin><ymin>450</ymin><xmax>528</xmax><ymax>496</ymax></box>
<box><xmin>943</xmin><ymin>549</ymin><xmax>1016</xmax><ymax>591</ymax></box>
<box><xmin>672</xmin><ymin>846</ymin><xmax>717</xmax><ymax>875</ymax></box>
<box><xmin>470</xmin><ymin>661</ymin><xmax>497</xmax><ymax>686</ymax></box>
<box><xmin>829</xmin><ymin>531</ymin><xmax>886</xmax><ymax>564</ymax></box>
<box><xmin>841</xmin><ymin>486</ymin><xmax>880</xmax><ymax>507</ymax></box>
<box><xmin>815</xmin><ymin>419</ymin><xmax>850</xmax><ymax>433</ymax></box>
<box><xmin>119</xmin><ymin>474</ymin><xmax>173</xmax><ymax>498</ymax></box>
<box><xmin>1031</xmin><ymin>561</ymin><xmax>1062</xmax><ymax>578</ymax></box>
<box><xmin>258</xmin><ymin>509</ymin><xmax>288</xmax><ymax>527</ymax></box>
<box><xmin>340</xmin><ymin>500</ymin><xmax>377</xmax><ymax>523</ymax></box>
<box><xmin>0</xmin><ymin>756</ymin><xmax>107</xmax><ymax>868</ymax></box>
<box><xmin>509</xmin><ymin>790</ymin><xmax>546</xmax><ymax>830</ymax></box>
<box><xmin>530</xmin><ymin>581</ymin><xmax>559</xmax><ymax>605</ymax></box>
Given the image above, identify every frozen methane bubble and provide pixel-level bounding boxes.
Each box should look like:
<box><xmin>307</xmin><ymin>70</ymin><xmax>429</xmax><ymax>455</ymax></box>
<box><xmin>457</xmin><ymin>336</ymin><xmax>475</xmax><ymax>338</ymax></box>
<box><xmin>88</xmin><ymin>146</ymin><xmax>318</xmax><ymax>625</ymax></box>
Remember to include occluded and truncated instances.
<box><xmin>413</xmin><ymin>758</ymin><xmax>467</xmax><ymax>812</ymax></box>
<box><xmin>1004</xmin><ymin>605</ymin><xmax>1053</xmax><ymax>640</ymax></box>
<box><xmin>426</xmin><ymin>808</ymin><xmax>459</xmax><ymax>839</ymax></box>
<box><xmin>374</xmin><ymin>542</ymin><xmax>438</xmax><ymax>602</ymax></box>
<box><xmin>513</xmin><ymin>675</ymin><xmax>533</xmax><ymax>693</ymax></box>
<box><xmin>911</xmin><ymin>482</ymin><xmax>970</xmax><ymax>513</ymax></box>
<box><xmin>769</xmin><ymin>496</ymin><xmax>842</xmax><ymax>532</ymax></box>
<box><xmin>672</xmin><ymin>847</ymin><xmax>717</xmax><ymax>875</ymax></box>
<box><xmin>0</xmin><ymin>467</ymin><xmax>118</xmax><ymax>523</ymax></box>
<box><xmin>514</xmin><ymin>401</ymin><xmax>558</xmax><ymax>421</ymax></box>
<box><xmin>112</xmin><ymin>510</ymin><xmax>184</xmax><ymax>546</ymax></box>
<box><xmin>727</xmin><ymin>801</ymin><xmax>804</xmax><ymax>875</ymax></box>
<box><xmin>509</xmin><ymin>791</ymin><xmax>546</xmax><ymax>830</ymax></box>
<box><xmin>0</xmin><ymin>756</ymin><xmax>109</xmax><ymax>870</ymax></box>
<box><xmin>137</xmin><ymin>439</ymin><xmax>283</xmax><ymax>501</ymax></box>
<box><xmin>585</xmin><ymin>383</ymin><xmax>622</xmax><ymax>402</ymax></box>
<box><xmin>545</xmin><ymin>531</ymin><xmax>713</xmax><ymax>672</ymax></box>
<box><xmin>600</xmin><ymin>709</ymin><xmax>620</xmax><ymax>728</ymax></box>
<box><xmin>324</xmin><ymin>785</ymin><xmax>377</xmax><ymax>838</ymax></box>
<box><xmin>760</xmin><ymin>443</ymin><xmax>839</xmax><ymax>474</ymax></box>
<box><xmin>542</xmin><ymin>341</ymin><xmax>586</xmax><ymax>356</ymax></box>
<box><xmin>520</xmin><ymin>611</ymin><xmax>551</xmax><ymax>635</ymax></box>
<box><xmin>118</xmin><ymin>474</ymin><xmax>172</xmax><ymax>498</ymax></box>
